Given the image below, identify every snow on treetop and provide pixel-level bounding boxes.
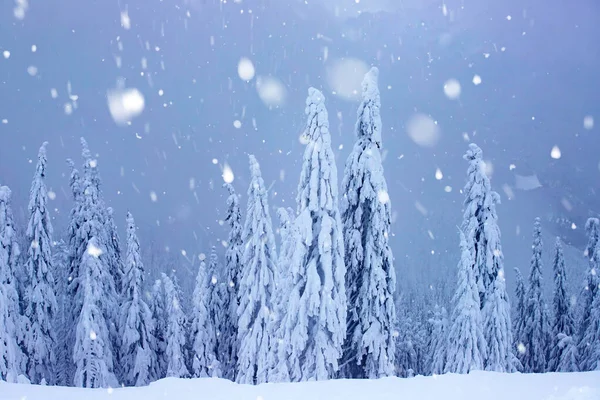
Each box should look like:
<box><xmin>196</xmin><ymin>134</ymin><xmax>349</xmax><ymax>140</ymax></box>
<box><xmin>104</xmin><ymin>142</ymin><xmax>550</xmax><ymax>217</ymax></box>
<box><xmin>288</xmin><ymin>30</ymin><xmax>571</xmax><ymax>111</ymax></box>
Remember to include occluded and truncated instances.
<box><xmin>38</xmin><ymin>141</ymin><xmax>48</xmax><ymax>156</ymax></box>
<box><xmin>0</xmin><ymin>185</ymin><xmax>11</xmax><ymax>201</ymax></box>
<box><xmin>463</xmin><ymin>143</ymin><xmax>483</xmax><ymax>161</ymax></box>
<box><xmin>304</xmin><ymin>87</ymin><xmax>330</xmax><ymax>140</ymax></box>
<box><xmin>248</xmin><ymin>154</ymin><xmax>261</xmax><ymax>177</ymax></box>
<box><xmin>357</xmin><ymin>66</ymin><xmax>382</xmax><ymax>146</ymax></box>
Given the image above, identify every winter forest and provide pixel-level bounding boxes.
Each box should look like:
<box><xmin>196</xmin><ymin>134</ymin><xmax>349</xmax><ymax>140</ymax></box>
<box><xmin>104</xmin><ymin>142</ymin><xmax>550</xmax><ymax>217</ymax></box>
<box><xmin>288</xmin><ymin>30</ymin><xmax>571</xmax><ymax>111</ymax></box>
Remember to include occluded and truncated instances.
<box><xmin>1</xmin><ymin>0</ymin><xmax>600</xmax><ymax>399</ymax></box>
<box><xmin>1</xmin><ymin>64</ymin><xmax>599</xmax><ymax>389</ymax></box>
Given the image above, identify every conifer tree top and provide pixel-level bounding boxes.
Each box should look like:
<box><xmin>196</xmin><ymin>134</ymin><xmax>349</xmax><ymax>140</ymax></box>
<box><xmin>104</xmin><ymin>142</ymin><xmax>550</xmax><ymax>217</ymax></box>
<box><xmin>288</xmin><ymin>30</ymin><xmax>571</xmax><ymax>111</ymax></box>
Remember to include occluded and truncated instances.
<box><xmin>304</xmin><ymin>87</ymin><xmax>330</xmax><ymax>140</ymax></box>
<box><xmin>356</xmin><ymin>66</ymin><xmax>382</xmax><ymax>145</ymax></box>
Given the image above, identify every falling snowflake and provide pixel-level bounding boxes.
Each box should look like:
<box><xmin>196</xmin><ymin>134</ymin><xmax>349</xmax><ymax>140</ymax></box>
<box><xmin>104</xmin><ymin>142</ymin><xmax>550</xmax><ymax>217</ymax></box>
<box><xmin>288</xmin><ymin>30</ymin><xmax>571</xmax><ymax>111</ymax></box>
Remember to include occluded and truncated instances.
<box><xmin>443</xmin><ymin>79</ymin><xmax>461</xmax><ymax>99</ymax></box>
<box><xmin>551</xmin><ymin>145</ymin><xmax>561</xmax><ymax>159</ymax></box>
<box><xmin>237</xmin><ymin>57</ymin><xmax>255</xmax><ymax>81</ymax></box>
<box><xmin>472</xmin><ymin>75</ymin><xmax>482</xmax><ymax>85</ymax></box>
<box><xmin>89</xmin><ymin>330</ymin><xmax>97</xmax><ymax>341</ymax></box>
<box><xmin>222</xmin><ymin>163</ymin><xmax>234</xmax><ymax>183</ymax></box>
<box><xmin>87</xmin><ymin>243</ymin><xmax>103</xmax><ymax>258</ymax></box>
<box><xmin>435</xmin><ymin>168</ymin><xmax>443</xmax><ymax>180</ymax></box>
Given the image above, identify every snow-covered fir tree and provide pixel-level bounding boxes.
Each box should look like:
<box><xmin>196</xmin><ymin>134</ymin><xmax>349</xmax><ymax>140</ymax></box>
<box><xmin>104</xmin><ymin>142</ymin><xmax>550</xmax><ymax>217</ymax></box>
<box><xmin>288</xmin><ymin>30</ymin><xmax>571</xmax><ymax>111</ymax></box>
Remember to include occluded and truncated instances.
<box><xmin>522</xmin><ymin>218</ymin><xmax>551</xmax><ymax>373</ymax></box>
<box><xmin>580</xmin><ymin>234</ymin><xmax>600</xmax><ymax>372</ymax></box>
<box><xmin>445</xmin><ymin>230</ymin><xmax>486</xmax><ymax>374</ymax></box>
<box><xmin>266</xmin><ymin>207</ymin><xmax>295</xmax><ymax>382</ymax></box>
<box><xmin>119</xmin><ymin>212</ymin><xmax>156</xmax><ymax>386</ymax></box>
<box><xmin>0</xmin><ymin>186</ymin><xmax>26</xmax><ymax>382</ymax></box>
<box><xmin>221</xmin><ymin>183</ymin><xmax>243</xmax><ymax>380</ymax></box>
<box><xmin>279</xmin><ymin>88</ymin><xmax>347</xmax><ymax>382</ymax></box>
<box><xmin>52</xmin><ymin>239</ymin><xmax>70</xmax><ymax>385</ymax></box>
<box><xmin>548</xmin><ymin>237</ymin><xmax>578</xmax><ymax>372</ymax></box>
<box><xmin>427</xmin><ymin>305</ymin><xmax>448</xmax><ymax>375</ymax></box>
<box><xmin>162</xmin><ymin>273</ymin><xmax>189</xmax><ymax>378</ymax></box>
<box><xmin>579</xmin><ymin>217</ymin><xmax>600</xmax><ymax>370</ymax></box>
<box><xmin>461</xmin><ymin>143</ymin><xmax>515</xmax><ymax>372</ymax></box>
<box><xmin>513</xmin><ymin>267</ymin><xmax>527</xmax><ymax>370</ymax></box>
<box><xmin>236</xmin><ymin>155</ymin><xmax>276</xmax><ymax>385</ymax></box>
<box><xmin>190</xmin><ymin>257</ymin><xmax>220</xmax><ymax>378</ymax></box>
<box><xmin>23</xmin><ymin>142</ymin><xmax>58</xmax><ymax>384</ymax></box>
<box><xmin>73</xmin><ymin>238</ymin><xmax>118</xmax><ymax>388</ymax></box>
<box><xmin>149</xmin><ymin>279</ymin><xmax>167</xmax><ymax>380</ymax></box>
<box><xmin>66</xmin><ymin>139</ymin><xmax>120</xmax><ymax>385</ymax></box>
<box><xmin>340</xmin><ymin>67</ymin><xmax>396</xmax><ymax>379</ymax></box>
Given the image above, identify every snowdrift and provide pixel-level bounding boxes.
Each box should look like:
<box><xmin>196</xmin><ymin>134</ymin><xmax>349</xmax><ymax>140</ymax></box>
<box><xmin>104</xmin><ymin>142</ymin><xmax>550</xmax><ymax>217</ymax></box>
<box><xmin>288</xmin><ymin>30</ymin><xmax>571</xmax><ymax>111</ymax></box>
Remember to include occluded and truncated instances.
<box><xmin>1</xmin><ymin>371</ymin><xmax>599</xmax><ymax>400</ymax></box>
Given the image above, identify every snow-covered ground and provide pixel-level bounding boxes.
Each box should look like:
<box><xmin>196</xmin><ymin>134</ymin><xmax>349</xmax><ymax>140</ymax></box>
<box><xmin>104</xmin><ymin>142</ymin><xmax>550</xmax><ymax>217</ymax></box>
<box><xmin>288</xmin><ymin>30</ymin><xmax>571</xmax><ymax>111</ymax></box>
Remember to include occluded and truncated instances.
<box><xmin>1</xmin><ymin>371</ymin><xmax>599</xmax><ymax>400</ymax></box>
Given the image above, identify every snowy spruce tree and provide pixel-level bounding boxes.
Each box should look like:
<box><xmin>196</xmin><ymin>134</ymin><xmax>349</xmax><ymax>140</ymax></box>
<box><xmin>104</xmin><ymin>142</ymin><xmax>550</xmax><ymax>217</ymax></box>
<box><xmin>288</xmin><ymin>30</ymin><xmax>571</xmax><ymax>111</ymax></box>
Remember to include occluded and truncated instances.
<box><xmin>149</xmin><ymin>279</ymin><xmax>167</xmax><ymax>380</ymax></box>
<box><xmin>236</xmin><ymin>155</ymin><xmax>276</xmax><ymax>385</ymax></box>
<box><xmin>427</xmin><ymin>305</ymin><xmax>448</xmax><ymax>375</ymax></box>
<box><xmin>548</xmin><ymin>237</ymin><xmax>578</xmax><ymax>372</ymax></box>
<box><xmin>221</xmin><ymin>183</ymin><xmax>243</xmax><ymax>379</ymax></box>
<box><xmin>0</xmin><ymin>186</ymin><xmax>26</xmax><ymax>382</ymax></box>
<box><xmin>522</xmin><ymin>218</ymin><xmax>551</xmax><ymax>373</ymax></box>
<box><xmin>52</xmin><ymin>239</ymin><xmax>71</xmax><ymax>385</ymax></box>
<box><xmin>23</xmin><ymin>142</ymin><xmax>58</xmax><ymax>384</ymax></box>
<box><xmin>445</xmin><ymin>230</ymin><xmax>486</xmax><ymax>374</ymax></box>
<box><xmin>162</xmin><ymin>273</ymin><xmax>189</xmax><ymax>378</ymax></box>
<box><xmin>73</xmin><ymin>238</ymin><xmax>118</xmax><ymax>388</ymax></box>
<box><xmin>394</xmin><ymin>311</ymin><xmax>418</xmax><ymax>378</ymax></box>
<box><xmin>67</xmin><ymin>140</ymin><xmax>120</xmax><ymax>386</ymax></box>
<box><xmin>513</xmin><ymin>267</ymin><xmax>527</xmax><ymax>369</ymax></box>
<box><xmin>579</xmin><ymin>217</ymin><xmax>600</xmax><ymax>370</ymax></box>
<box><xmin>461</xmin><ymin>143</ymin><xmax>515</xmax><ymax>372</ymax></box>
<box><xmin>340</xmin><ymin>67</ymin><xmax>396</xmax><ymax>379</ymax></box>
<box><xmin>119</xmin><ymin>212</ymin><xmax>156</xmax><ymax>386</ymax></box>
<box><xmin>106</xmin><ymin>207</ymin><xmax>124</xmax><ymax>296</ymax></box>
<box><xmin>278</xmin><ymin>88</ymin><xmax>347</xmax><ymax>382</ymax></box>
<box><xmin>190</xmin><ymin>256</ymin><xmax>220</xmax><ymax>378</ymax></box>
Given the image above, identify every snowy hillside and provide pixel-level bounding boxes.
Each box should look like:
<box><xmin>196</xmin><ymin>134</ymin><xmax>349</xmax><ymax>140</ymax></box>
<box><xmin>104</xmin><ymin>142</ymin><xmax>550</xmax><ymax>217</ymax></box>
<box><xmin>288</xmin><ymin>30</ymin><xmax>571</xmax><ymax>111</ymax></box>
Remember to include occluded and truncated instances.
<box><xmin>1</xmin><ymin>372</ymin><xmax>599</xmax><ymax>400</ymax></box>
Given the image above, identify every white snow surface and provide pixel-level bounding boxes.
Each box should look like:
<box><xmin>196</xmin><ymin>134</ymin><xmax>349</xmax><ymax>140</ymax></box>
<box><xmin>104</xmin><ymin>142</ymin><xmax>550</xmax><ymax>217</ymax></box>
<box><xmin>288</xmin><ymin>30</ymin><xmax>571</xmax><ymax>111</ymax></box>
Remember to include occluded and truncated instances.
<box><xmin>1</xmin><ymin>371</ymin><xmax>599</xmax><ymax>400</ymax></box>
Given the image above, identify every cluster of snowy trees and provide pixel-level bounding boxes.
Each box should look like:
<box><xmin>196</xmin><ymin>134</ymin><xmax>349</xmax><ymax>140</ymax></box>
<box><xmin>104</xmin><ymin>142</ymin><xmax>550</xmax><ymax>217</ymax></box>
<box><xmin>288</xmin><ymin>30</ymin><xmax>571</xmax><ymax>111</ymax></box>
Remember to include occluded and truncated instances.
<box><xmin>1</xmin><ymin>67</ymin><xmax>599</xmax><ymax>388</ymax></box>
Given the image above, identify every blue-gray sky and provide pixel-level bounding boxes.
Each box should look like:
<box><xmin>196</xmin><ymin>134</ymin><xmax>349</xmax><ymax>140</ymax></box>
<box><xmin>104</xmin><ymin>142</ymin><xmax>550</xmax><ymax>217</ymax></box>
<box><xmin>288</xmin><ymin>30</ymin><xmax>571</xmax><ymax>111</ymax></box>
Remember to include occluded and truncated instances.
<box><xmin>1</xmin><ymin>0</ymin><xmax>599</xmax><ymax>297</ymax></box>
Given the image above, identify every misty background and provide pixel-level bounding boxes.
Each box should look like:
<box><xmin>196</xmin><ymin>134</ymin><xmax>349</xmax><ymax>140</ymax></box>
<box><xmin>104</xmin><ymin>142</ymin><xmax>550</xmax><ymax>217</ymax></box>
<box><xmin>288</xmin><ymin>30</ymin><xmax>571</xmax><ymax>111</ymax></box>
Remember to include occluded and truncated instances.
<box><xmin>1</xmin><ymin>0</ymin><xmax>598</xmax><ymax>302</ymax></box>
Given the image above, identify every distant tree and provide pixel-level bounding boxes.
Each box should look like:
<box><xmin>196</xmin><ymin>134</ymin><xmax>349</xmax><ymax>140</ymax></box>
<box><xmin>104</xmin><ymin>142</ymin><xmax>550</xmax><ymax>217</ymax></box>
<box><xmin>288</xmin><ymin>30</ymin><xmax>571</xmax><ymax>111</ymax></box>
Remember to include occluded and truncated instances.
<box><xmin>580</xmin><ymin>235</ymin><xmax>600</xmax><ymax>371</ymax></box>
<box><xmin>221</xmin><ymin>183</ymin><xmax>243</xmax><ymax>380</ymax></box>
<box><xmin>119</xmin><ymin>212</ymin><xmax>156</xmax><ymax>386</ymax></box>
<box><xmin>162</xmin><ymin>273</ymin><xmax>189</xmax><ymax>378</ymax></box>
<box><xmin>548</xmin><ymin>238</ymin><xmax>578</xmax><ymax>372</ymax></box>
<box><xmin>279</xmin><ymin>88</ymin><xmax>347</xmax><ymax>382</ymax></box>
<box><xmin>445</xmin><ymin>230</ymin><xmax>486</xmax><ymax>374</ymax></box>
<box><xmin>341</xmin><ymin>67</ymin><xmax>396</xmax><ymax>379</ymax></box>
<box><xmin>236</xmin><ymin>155</ymin><xmax>276</xmax><ymax>385</ymax></box>
<box><xmin>427</xmin><ymin>305</ymin><xmax>448</xmax><ymax>375</ymax></box>
<box><xmin>149</xmin><ymin>279</ymin><xmax>167</xmax><ymax>380</ymax></box>
<box><xmin>522</xmin><ymin>218</ymin><xmax>551</xmax><ymax>373</ymax></box>
<box><xmin>0</xmin><ymin>186</ymin><xmax>27</xmax><ymax>382</ymax></box>
<box><xmin>23</xmin><ymin>142</ymin><xmax>58</xmax><ymax>384</ymax></box>
<box><xmin>513</xmin><ymin>267</ymin><xmax>527</xmax><ymax>370</ymax></box>
<box><xmin>190</xmin><ymin>254</ymin><xmax>220</xmax><ymax>377</ymax></box>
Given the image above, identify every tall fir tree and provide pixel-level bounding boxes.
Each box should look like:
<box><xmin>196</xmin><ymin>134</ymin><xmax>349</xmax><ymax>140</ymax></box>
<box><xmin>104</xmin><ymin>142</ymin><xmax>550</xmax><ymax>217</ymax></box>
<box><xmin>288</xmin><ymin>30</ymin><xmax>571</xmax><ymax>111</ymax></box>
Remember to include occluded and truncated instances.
<box><xmin>209</xmin><ymin>247</ymin><xmax>226</xmax><ymax>378</ymax></box>
<box><xmin>394</xmin><ymin>310</ymin><xmax>418</xmax><ymax>378</ymax></box>
<box><xmin>149</xmin><ymin>279</ymin><xmax>167</xmax><ymax>381</ymax></box>
<box><xmin>279</xmin><ymin>88</ymin><xmax>347</xmax><ymax>382</ymax></box>
<box><xmin>548</xmin><ymin>237</ymin><xmax>578</xmax><ymax>372</ymax></box>
<box><xmin>236</xmin><ymin>155</ymin><xmax>276</xmax><ymax>385</ymax></box>
<box><xmin>162</xmin><ymin>273</ymin><xmax>189</xmax><ymax>378</ymax></box>
<box><xmin>23</xmin><ymin>142</ymin><xmax>58</xmax><ymax>384</ymax></box>
<box><xmin>0</xmin><ymin>186</ymin><xmax>27</xmax><ymax>382</ymax></box>
<box><xmin>513</xmin><ymin>267</ymin><xmax>527</xmax><ymax>370</ymax></box>
<box><xmin>522</xmin><ymin>218</ymin><xmax>551</xmax><ymax>373</ymax></box>
<box><xmin>106</xmin><ymin>207</ymin><xmax>124</xmax><ymax>297</ymax></box>
<box><xmin>67</xmin><ymin>140</ymin><xmax>120</xmax><ymax>385</ymax></box>
<box><xmin>340</xmin><ymin>67</ymin><xmax>396</xmax><ymax>379</ymax></box>
<box><xmin>52</xmin><ymin>239</ymin><xmax>70</xmax><ymax>385</ymax></box>
<box><xmin>445</xmin><ymin>230</ymin><xmax>487</xmax><ymax>374</ymax></box>
<box><xmin>119</xmin><ymin>212</ymin><xmax>156</xmax><ymax>386</ymax></box>
<box><xmin>73</xmin><ymin>238</ymin><xmax>118</xmax><ymax>388</ymax></box>
<box><xmin>190</xmin><ymin>257</ymin><xmax>221</xmax><ymax>378</ymax></box>
<box><xmin>221</xmin><ymin>183</ymin><xmax>243</xmax><ymax>380</ymax></box>
<box><xmin>579</xmin><ymin>217</ymin><xmax>600</xmax><ymax>370</ymax></box>
<box><xmin>461</xmin><ymin>143</ymin><xmax>515</xmax><ymax>372</ymax></box>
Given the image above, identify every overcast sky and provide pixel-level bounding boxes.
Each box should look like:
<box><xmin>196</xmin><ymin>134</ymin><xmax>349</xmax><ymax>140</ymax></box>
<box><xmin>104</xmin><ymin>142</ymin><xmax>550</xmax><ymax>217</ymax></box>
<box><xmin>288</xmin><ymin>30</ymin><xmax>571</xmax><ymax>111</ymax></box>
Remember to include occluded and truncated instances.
<box><xmin>1</xmin><ymin>0</ymin><xmax>599</xmax><ymax>297</ymax></box>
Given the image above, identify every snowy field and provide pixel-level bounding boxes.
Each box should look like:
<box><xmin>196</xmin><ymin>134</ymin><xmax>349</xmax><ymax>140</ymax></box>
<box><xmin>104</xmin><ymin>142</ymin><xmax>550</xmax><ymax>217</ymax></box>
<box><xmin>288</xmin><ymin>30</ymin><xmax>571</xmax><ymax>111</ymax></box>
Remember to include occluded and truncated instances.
<box><xmin>1</xmin><ymin>372</ymin><xmax>599</xmax><ymax>400</ymax></box>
